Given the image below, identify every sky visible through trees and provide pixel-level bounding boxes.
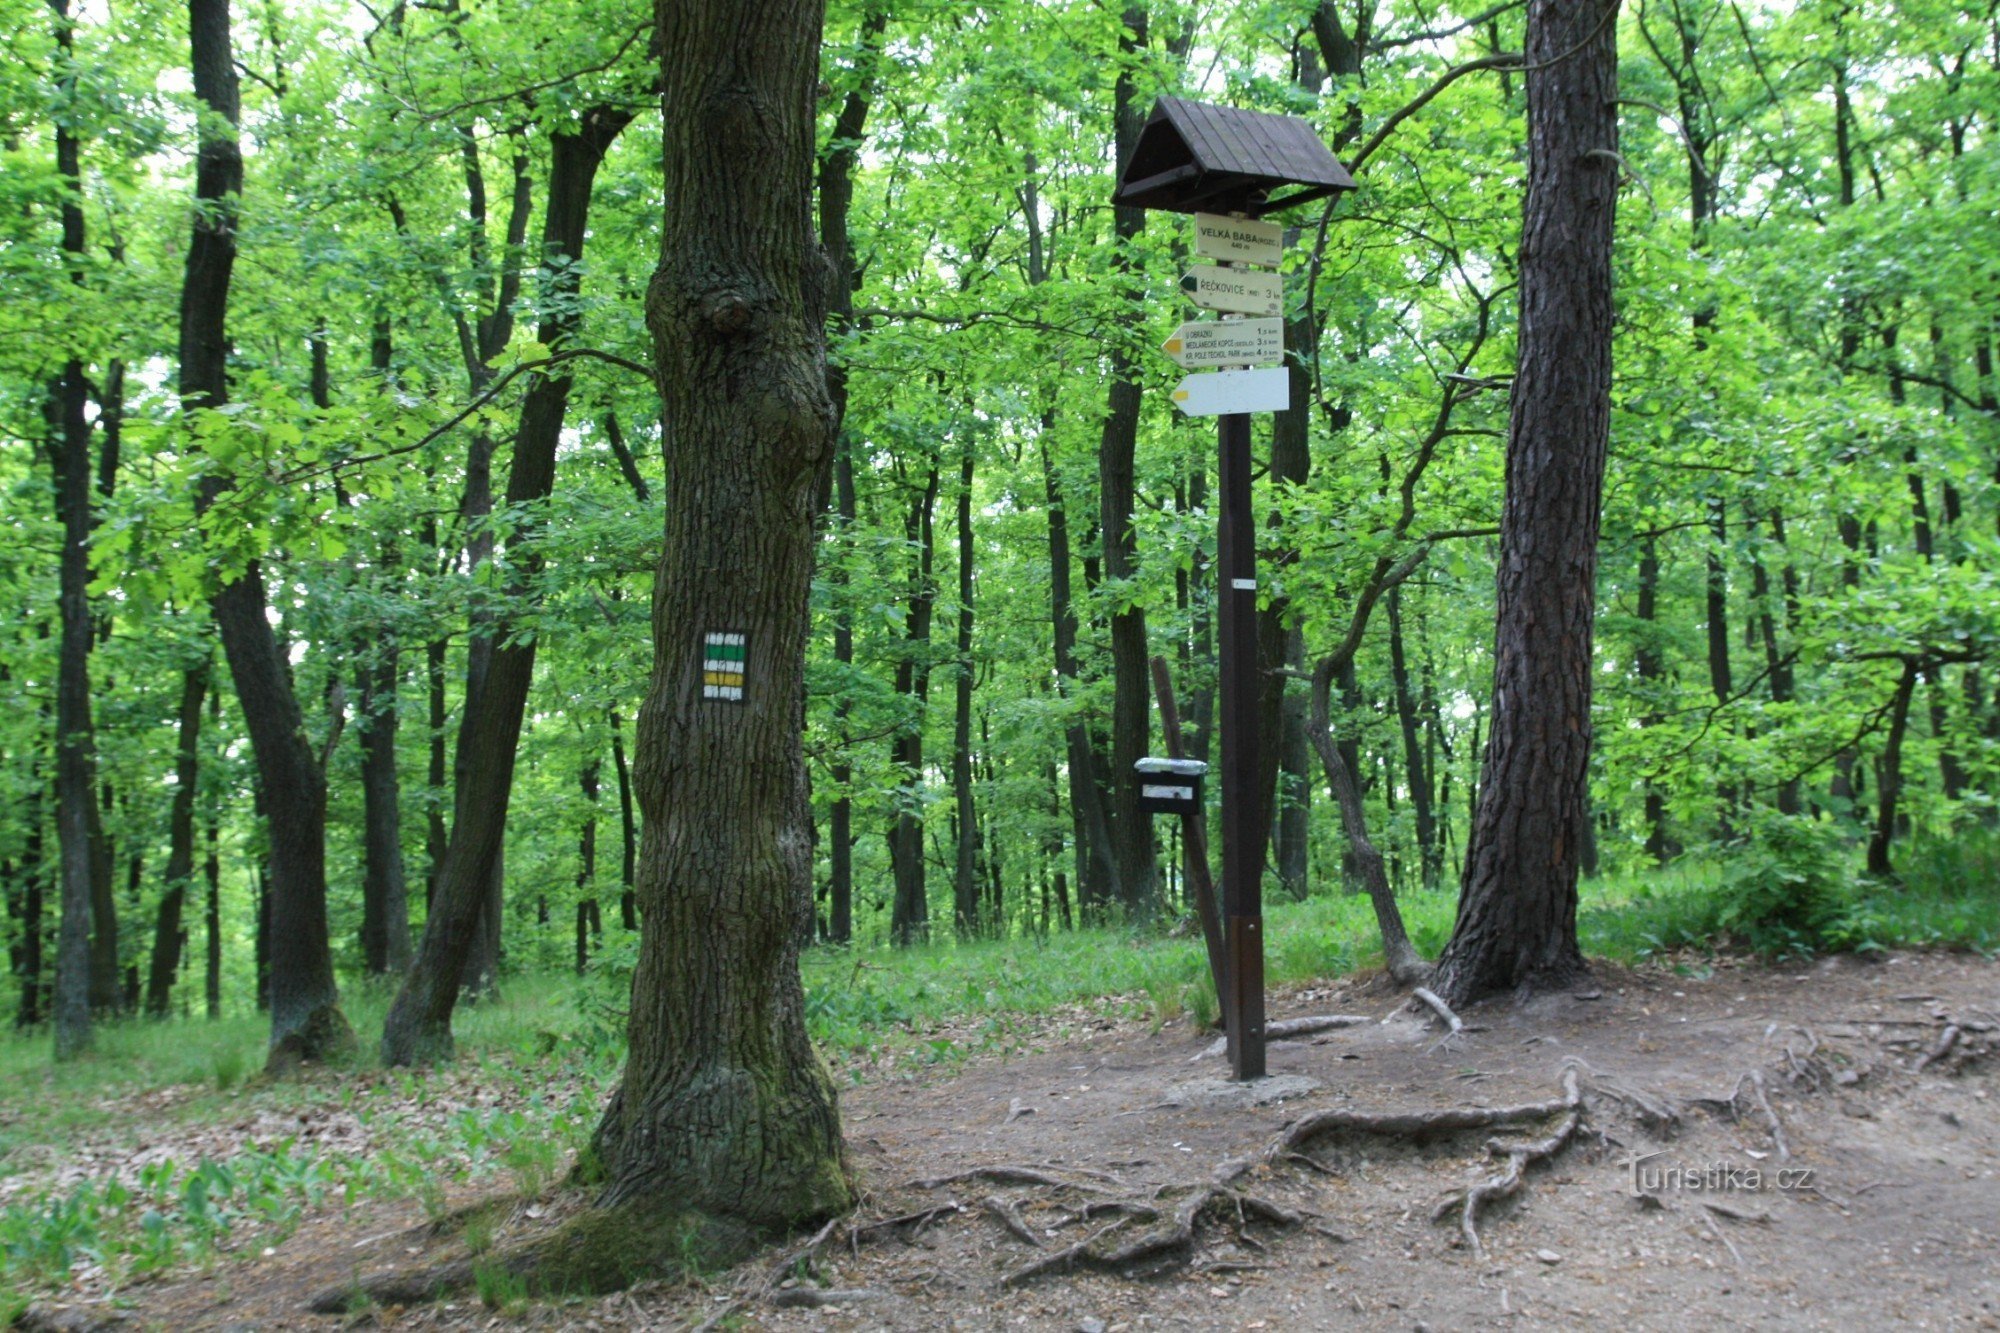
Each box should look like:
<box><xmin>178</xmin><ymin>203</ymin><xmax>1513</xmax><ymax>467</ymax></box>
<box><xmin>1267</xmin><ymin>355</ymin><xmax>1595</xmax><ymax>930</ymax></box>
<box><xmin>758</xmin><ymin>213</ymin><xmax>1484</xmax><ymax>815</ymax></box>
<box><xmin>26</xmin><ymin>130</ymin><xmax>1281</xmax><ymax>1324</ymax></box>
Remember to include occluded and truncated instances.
<box><xmin>2</xmin><ymin>0</ymin><xmax>1997</xmax><ymax>1053</ymax></box>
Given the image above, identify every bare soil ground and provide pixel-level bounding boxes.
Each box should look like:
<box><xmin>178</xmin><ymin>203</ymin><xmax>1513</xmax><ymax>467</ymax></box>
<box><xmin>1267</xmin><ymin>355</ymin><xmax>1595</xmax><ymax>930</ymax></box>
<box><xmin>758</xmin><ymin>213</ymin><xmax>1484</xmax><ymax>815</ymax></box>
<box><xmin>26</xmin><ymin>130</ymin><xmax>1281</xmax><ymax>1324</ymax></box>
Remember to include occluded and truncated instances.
<box><xmin>21</xmin><ymin>950</ymin><xmax>2000</xmax><ymax>1331</ymax></box>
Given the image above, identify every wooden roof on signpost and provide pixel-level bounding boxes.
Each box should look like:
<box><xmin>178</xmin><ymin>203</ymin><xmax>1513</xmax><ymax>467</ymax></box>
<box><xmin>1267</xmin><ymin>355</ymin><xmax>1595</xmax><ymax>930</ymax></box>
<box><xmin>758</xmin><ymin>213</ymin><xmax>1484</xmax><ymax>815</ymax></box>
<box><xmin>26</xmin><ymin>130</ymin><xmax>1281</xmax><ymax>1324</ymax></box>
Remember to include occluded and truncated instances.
<box><xmin>1112</xmin><ymin>96</ymin><xmax>1357</xmax><ymax>217</ymax></box>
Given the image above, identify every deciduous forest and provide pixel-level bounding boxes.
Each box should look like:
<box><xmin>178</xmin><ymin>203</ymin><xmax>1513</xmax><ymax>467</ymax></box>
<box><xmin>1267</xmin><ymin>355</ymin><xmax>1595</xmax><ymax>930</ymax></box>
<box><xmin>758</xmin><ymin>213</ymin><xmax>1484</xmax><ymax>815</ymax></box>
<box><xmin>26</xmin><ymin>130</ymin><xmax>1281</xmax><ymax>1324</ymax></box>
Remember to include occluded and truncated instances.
<box><xmin>2</xmin><ymin>0</ymin><xmax>1997</xmax><ymax>1325</ymax></box>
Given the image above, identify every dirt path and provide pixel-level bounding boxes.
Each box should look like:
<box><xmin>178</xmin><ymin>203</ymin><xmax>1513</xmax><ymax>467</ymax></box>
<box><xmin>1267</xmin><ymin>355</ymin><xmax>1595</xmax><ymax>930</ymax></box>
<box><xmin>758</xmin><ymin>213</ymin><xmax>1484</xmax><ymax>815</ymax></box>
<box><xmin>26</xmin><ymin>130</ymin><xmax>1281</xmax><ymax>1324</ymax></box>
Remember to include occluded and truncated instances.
<box><xmin>24</xmin><ymin>951</ymin><xmax>2000</xmax><ymax>1330</ymax></box>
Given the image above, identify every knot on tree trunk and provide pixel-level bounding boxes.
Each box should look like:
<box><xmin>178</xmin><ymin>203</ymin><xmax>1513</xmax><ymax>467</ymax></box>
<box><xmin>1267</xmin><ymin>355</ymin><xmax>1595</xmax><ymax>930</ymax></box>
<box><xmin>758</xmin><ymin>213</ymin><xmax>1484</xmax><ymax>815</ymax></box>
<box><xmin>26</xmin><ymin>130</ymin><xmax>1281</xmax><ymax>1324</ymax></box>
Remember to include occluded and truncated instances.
<box><xmin>702</xmin><ymin>291</ymin><xmax>755</xmax><ymax>335</ymax></box>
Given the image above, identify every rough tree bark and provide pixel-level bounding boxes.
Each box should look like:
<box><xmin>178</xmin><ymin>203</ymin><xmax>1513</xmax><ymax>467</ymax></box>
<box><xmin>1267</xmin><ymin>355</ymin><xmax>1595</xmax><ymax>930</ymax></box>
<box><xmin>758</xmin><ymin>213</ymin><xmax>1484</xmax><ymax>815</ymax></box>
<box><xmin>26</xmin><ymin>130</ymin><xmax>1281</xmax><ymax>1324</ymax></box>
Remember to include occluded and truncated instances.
<box><xmin>380</xmin><ymin>105</ymin><xmax>633</xmax><ymax>1065</ymax></box>
<box><xmin>1432</xmin><ymin>0</ymin><xmax>1618</xmax><ymax>1007</ymax></box>
<box><xmin>181</xmin><ymin>0</ymin><xmax>351</xmax><ymax>1066</ymax></box>
<box><xmin>587</xmin><ymin>0</ymin><xmax>850</xmax><ymax>1239</ymax></box>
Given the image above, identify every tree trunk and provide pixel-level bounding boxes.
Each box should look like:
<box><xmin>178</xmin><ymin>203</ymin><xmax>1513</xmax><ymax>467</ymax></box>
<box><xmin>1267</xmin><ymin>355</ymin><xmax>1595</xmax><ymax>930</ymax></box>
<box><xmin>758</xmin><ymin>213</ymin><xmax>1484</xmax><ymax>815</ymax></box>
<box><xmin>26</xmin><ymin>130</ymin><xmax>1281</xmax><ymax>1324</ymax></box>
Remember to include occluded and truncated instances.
<box><xmin>14</xmin><ymin>753</ymin><xmax>46</xmax><ymax>1028</ymax></box>
<box><xmin>952</xmin><ymin>444</ymin><xmax>982</xmax><ymax>937</ymax></box>
<box><xmin>179</xmin><ymin>0</ymin><xmax>350</xmax><ymax>1066</ymax></box>
<box><xmin>1387</xmin><ymin>587</ymin><xmax>1438</xmax><ymax>889</ymax></box>
<box><xmin>381</xmin><ymin>106</ymin><xmax>633</xmax><ymax>1064</ymax></box>
<box><xmin>1635</xmin><ymin>534</ymin><xmax>1677</xmax><ymax>858</ymax></box>
<box><xmin>1042</xmin><ymin>433</ymin><xmax>1119</xmax><ymax>914</ymax></box>
<box><xmin>612</xmin><ymin>710</ymin><xmax>638</xmax><ymax>929</ymax></box>
<box><xmin>576</xmin><ymin>759</ymin><xmax>600</xmax><ymax>973</ymax></box>
<box><xmin>1432</xmin><ymin>0</ymin><xmax>1617</xmax><ymax>1007</ymax></box>
<box><xmin>818</xmin><ymin>9</ymin><xmax>886</xmax><ymax>947</ymax></box>
<box><xmin>888</xmin><ymin>467</ymin><xmax>938</xmax><ymax>944</ymax></box>
<box><xmin>48</xmin><ymin>0</ymin><xmax>99</xmax><ymax>1058</ymax></box>
<box><xmin>1867</xmin><ymin>661</ymin><xmax>1919</xmax><ymax>878</ymax></box>
<box><xmin>1100</xmin><ymin>3</ymin><xmax>1158</xmax><ymax>923</ymax></box>
<box><xmin>358</xmin><ymin>644</ymin><xmax>413</xmax><ymax>975</ymax></box>
<box><xmin>590</xmin><ymin>0</ymin><xmax>850</xmax><ymax>1232</ymax></box>
<box><xmin>146</xmin><ymin>659</ymin><xmax>210</xmax><ymax>1016</ymax></box>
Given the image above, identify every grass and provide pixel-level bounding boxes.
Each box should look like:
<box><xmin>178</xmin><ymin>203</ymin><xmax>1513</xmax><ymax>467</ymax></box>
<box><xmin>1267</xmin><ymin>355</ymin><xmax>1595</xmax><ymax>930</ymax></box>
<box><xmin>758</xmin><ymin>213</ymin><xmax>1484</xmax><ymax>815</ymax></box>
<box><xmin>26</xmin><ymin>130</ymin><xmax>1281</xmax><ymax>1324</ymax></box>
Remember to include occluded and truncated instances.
<box><xmin>1</xmin><ymin>830</ymin><xmax>1993</xmax><ymax>1297</ymax></box>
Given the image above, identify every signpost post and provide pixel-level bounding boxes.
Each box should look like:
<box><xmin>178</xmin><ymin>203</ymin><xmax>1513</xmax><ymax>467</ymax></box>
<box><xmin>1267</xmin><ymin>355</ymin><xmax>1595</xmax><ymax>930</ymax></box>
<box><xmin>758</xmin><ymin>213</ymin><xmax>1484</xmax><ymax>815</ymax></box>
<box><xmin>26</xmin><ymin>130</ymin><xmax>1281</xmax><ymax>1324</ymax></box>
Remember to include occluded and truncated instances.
<box><xmin>1112</xmin><ymin>96</ymin><xmax>1355</xmax><ymax>1083</ymax></box>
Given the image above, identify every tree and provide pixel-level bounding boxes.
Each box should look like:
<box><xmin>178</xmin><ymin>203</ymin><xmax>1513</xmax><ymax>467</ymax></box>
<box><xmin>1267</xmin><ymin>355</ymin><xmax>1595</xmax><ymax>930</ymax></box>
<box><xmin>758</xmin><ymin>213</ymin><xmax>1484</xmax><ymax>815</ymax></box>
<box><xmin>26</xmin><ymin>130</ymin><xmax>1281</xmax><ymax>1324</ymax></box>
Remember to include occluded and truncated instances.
<box><xmin>180</xmin><ymin>0</ymin><xmax>352</xmax><ymax>1066</ymax></box>
<box><xmin>1431</xmin><ymin>0</ymin><xmax>1620</xmax><ymax>1007</ymax></box>
<box><xmin>585</xmin><ymin>0</ymin><xmax>851</xmax><ymax>1234</ymax></box>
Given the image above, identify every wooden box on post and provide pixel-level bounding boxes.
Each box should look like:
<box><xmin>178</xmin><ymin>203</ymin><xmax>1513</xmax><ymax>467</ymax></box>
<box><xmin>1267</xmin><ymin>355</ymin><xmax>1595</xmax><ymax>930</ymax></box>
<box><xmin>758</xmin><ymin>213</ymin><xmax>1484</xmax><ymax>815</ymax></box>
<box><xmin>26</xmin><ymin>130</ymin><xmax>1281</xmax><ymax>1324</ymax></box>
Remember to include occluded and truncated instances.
<box><xmin>1134</xmin><ymin>757</ymin><xmax>1208</xmax><ymax>817</ymax></box>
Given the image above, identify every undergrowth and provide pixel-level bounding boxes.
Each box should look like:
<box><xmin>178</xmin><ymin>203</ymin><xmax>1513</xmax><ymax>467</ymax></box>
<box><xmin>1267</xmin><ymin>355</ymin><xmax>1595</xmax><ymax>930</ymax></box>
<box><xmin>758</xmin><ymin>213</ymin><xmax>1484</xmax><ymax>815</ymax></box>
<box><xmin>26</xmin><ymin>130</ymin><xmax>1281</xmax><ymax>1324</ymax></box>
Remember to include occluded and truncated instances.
<box><xmin>2</xmin><ymin>829</ymin><xmax>1993</xmax><ymax>1297</ymax></box>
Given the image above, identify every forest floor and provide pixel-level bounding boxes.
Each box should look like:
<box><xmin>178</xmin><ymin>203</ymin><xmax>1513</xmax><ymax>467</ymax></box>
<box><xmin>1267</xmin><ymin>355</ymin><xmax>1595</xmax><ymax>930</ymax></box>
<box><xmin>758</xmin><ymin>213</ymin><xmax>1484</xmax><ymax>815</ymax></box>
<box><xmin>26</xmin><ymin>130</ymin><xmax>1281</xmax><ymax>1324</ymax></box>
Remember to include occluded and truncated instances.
<box><xmin>14</xmin><ymin>949</ymin><xmax>2000</xmax><ymax>1331</ymax></box>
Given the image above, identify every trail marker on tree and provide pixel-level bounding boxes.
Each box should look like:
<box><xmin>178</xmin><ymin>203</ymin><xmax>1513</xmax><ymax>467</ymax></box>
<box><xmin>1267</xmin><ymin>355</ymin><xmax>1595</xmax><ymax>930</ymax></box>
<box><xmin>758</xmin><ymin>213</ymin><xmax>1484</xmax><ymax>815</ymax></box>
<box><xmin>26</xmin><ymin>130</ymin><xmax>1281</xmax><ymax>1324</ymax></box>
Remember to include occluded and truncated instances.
<box><xmin>1115</xmin><ymin>96</ymin><xmax>1355</xmax><ymax>1083</ymax></box>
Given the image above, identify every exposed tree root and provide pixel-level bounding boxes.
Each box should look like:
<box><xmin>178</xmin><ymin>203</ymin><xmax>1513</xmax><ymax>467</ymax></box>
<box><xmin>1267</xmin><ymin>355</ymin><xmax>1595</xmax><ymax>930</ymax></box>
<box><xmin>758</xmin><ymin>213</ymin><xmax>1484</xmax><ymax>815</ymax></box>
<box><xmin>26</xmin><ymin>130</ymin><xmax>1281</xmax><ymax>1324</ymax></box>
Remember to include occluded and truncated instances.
<box><xmin>1411</xmin><ymin>987</ymin><xmax>1464</xmax><ymax>1037</ymax></box>
<box><xmin>983</xmin><ymin>1194</ymin><xmax>1043</xmax><ymax>1246</ymax></box>
<box><xmin>1427</xmin><ymin>1068</ymin><xmax>1584</xmax><ymax>1258</ymax></box>
<box><xmin>1268</xmin><ymin>1082</ymin><xmax>1577</xmax><ymax>1160</ymax></box>
<box><xmin>1692</xmin><ymin>1068</ymin><xmax>1790</xmax><ymax>1160</ymax></box>
<box><xmin>910</xmin><ymin>1164</ymin><xmax>1126</xmax><ymax>1193</ymax></box>
<box><xmin>1915</xmin><ymin>1024</ymin><xmax>1960</xmax><ymax>1073</ymax></box>
<box><xmin>1000</xmin><ymin>1186</ymin><xmax>1303</xmax><ymax>1286</ymax></box>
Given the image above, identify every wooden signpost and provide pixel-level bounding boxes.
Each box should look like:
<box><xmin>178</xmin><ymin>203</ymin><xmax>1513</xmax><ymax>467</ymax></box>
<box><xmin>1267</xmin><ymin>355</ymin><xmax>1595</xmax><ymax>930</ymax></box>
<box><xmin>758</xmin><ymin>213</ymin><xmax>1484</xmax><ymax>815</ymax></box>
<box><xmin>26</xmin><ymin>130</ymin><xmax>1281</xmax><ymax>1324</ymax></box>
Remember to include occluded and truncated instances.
<box><xmin>1161</xmin><ymin>317</ymin><xmax>1284</xmax><ymax>370</ymax></box>
<box><xmin>1180</xmin><ymin>265</ymin><xmax>1282</xmax><ymax>317</ymax></box>
<box><xmin>1113</xmin><ymin>96</ymin><xmax>1355</xmax><ymax>1083</ymax></box>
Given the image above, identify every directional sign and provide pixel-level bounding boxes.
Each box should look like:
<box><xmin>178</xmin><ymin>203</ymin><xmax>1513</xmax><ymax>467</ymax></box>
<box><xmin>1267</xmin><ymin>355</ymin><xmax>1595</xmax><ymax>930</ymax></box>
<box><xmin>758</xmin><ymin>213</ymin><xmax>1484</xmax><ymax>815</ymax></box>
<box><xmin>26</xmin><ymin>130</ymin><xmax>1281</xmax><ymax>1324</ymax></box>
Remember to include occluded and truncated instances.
<box><xmin>1170</xmin><ymin>366</ymin><xmax>1290</xmax><ymax>417</ymax></box>
<box><xmin>1193</xmin><ymin>213</ymin><xmax>1284</xmax><ymax>267</ymax></box>
<box><xmin>1161</xmin><ymin>318</ymin><xmax>1284</xmax><ymax>370</ymax></box>
<box><xmin>1181</xmin><ymin>265</ymin><xmax>1282</xmax><ymax>318</ymax></box>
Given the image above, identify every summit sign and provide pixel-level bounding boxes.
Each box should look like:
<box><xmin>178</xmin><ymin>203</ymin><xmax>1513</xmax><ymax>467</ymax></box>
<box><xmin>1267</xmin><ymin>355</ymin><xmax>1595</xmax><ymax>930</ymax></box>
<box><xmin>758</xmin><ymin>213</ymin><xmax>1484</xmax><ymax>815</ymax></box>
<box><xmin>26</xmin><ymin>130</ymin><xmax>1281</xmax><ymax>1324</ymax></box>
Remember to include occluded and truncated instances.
<box><xmin>1192</xmin><ymin>212</ymin><xmax>1283</xmax><ymax>267</ymax></box>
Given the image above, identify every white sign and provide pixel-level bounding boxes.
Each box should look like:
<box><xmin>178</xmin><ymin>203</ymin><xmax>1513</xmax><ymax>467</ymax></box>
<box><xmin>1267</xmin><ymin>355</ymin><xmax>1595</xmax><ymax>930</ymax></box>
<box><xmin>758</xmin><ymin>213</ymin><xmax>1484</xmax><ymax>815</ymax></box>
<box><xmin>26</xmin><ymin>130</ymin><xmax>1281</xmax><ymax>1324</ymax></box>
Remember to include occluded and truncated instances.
<box><xmin>1193</xmin><ymin>212</ymin><xmax>1283</xmax><ymax>267</ymax></box>
<box><xmin>1181</xmin><ymin>265</ymin><xmax>1282</xmax><ymax>317</ymax></box>
<box><xmin>1161</xmin><ymin>318</ymin><xmax>1284</xmax><ymax>369</ymax></box>
<box><xmin>1170</xmin><ymin>366</ymin><xmax>1290</xmax><ymax>417</ymax></box>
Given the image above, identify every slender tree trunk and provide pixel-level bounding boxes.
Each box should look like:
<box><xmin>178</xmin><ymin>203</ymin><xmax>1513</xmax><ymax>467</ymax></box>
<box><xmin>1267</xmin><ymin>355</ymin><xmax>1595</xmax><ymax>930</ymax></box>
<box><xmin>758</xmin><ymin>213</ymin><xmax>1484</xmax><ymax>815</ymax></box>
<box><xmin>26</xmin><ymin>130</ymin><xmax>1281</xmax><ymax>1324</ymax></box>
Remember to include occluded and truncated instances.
<box><xmin>951</xmin><ymin>444</ymin><xmax>982</xmax><ymax>937</ymax></box>
<box><xmin>381</xmin><ymin>106</ymin><xmax>633</xmax><ymax>1065</ymax></box>
<box><xmin>612</xmin><ymin>710</ymin><xmax>638</xmax><ymax>929</ymax></box>
<box><xmin>589</xmin><ymin>0</ymin><xmax>850</xmax><ymax>1232</ymax></box>
<box><xmin>146</xmin><ymin>659</ymin><xmax>210</xmax><ymax>1016</ymax></box>
<box><xmin>1867</xmin><ymin>661</ymin><xmax>1919</xmax><ymax>877</ymax></box>
<box><xmin>182</xmin><ymin>0</ymin><xmax>349</xmax><ymax>1066</ymax></box>
<box><xmin>14</xmin><ymin>754</ymin><xmax>46</xmax><ymax>1028</ymax></box>
<box><xmin>1387</xmin><ymin>587</ymin><xmax>1438</xmax><ymax>889</ymax></box>
<box><xmin>425</xmin><ymin>627</ymin><xmax>448</xmax><ymax>906</ymax></box>
<box><xmin>48</xmin><ymin>0</ymin><xmax>99</xmax><ymax>1058</ymax></box>
<box><xmin>888</xmin><ymin>467</ymin><xmax>938</xmax><ymax>944</ymax></box>
<box><xmin>576</xmin><ymin>760</ymin><xmax>600</xmax><ymax>973</ymax></box>
<box><xmin>1100</xmin><ymin>3</ymin><xmax>1157</xmax><ymax>922</ymax></box>
<box><xmin>1043</xmin><ymin>434</ymin><xmax>1118</xmax><ymax>914</ymax></box>
<box><xmin>358</xmin><ymin>645</ymin><xmax>412</xmax><ymax>975</ymax></box>
<box><xmin>818</xmin><ymin>9</ymin><xmax>886</xmax><ymax>946</ymax></box>
<box><xmin>1433</xmin><ymin>0</ymin><xmax>1617</xmax><ymax>1007</ymax></box>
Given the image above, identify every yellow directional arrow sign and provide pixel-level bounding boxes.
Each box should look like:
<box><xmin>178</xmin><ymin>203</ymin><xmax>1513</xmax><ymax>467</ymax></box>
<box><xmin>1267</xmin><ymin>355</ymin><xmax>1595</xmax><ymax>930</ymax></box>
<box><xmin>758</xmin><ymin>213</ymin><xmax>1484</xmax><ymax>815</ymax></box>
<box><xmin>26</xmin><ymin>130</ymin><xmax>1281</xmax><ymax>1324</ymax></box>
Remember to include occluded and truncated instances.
<box><xmin>1170</xmin><ymin>366</ymin><xmax>1290</xmax><ymax>417</ymax></box>
<box><xmin>1161</xmin><ymin>318</ymin><xmax>1284</xmax><ymax>369</ymax></box>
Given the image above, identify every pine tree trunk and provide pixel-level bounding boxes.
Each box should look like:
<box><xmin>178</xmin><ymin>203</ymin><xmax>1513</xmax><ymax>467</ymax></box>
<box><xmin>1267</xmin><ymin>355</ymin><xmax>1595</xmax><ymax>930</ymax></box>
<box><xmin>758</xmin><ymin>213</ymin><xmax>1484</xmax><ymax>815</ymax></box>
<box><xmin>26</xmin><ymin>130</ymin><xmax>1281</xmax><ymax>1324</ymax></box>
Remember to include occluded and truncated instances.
<box><xmin>1433</xmin><ymin>0</ymin><xmax>1617</xmax><ymax>1007</ymax></box>
<box><xmin>591</xmin><ymin>0</ymin><xmax>849</xmax><ymax>1228</ymax></box>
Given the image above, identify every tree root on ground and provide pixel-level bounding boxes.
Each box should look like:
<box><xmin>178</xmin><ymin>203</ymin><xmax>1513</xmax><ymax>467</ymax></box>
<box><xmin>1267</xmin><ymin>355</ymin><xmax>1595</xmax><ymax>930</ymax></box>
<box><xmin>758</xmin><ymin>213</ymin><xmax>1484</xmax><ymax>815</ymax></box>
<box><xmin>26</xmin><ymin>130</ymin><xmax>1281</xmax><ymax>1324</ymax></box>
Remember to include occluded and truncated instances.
<box><xmin>999</xmin><ymin>1185</ymin><xmax>1304</xmax><ymax>1286</ymax></box>
<box><xmin>1690</xmin><ymin>1068</ymin><xmax>1789</xmax><ymax>1160</ymax></box>
<box><xmin>1426</xmin><ymin>1068</ymin><xmax>1584</xmax><ymax>1258</ymax></box>
<box><xmin>1266</xmin><ymin>1079</ymin><xmax>1579</xmax><ymax>1161</ymax></box>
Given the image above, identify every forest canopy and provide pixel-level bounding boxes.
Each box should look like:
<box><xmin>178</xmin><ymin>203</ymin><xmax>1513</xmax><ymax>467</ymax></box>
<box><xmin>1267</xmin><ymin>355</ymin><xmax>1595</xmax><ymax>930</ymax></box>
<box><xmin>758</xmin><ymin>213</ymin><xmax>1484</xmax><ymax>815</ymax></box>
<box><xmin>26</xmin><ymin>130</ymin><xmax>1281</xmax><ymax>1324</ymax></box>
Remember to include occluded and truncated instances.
<box><xmin>3</xmin><ymin>0</ymin><xmax>1997</xmax><ymax>1042</ymax></box>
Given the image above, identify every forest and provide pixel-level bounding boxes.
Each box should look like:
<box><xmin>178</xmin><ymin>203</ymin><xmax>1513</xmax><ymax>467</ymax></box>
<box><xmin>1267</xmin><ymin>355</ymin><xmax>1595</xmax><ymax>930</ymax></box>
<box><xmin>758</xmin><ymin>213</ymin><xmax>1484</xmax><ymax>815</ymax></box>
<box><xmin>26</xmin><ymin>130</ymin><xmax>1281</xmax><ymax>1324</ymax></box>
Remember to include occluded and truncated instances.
<box><xmin>2</xmin><ymin>0</ymin><xmax>1998</xmax><ymax>1323</ymax></box>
